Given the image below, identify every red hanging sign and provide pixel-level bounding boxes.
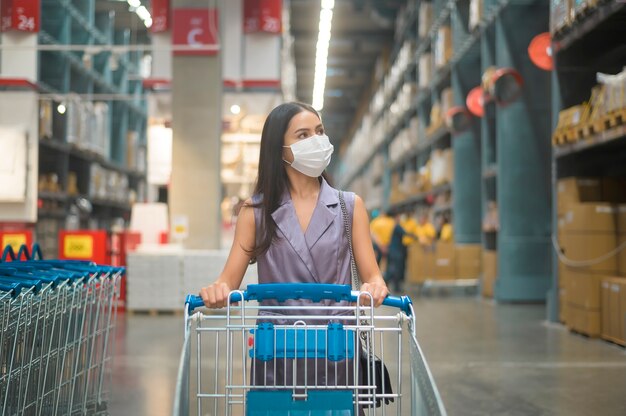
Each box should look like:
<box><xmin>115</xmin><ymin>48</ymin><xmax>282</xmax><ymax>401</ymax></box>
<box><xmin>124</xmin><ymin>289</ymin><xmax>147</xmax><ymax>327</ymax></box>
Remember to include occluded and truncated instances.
<box><xmin>172</xmin><ymin>8</ymin><xmax>219</xmax><ymax>56</ymax></box>
<box><xmin>151</xmin><ymin>0</ymin><xmax>170</xmax><ymax>33</ymax></box>
<box><xmin>244</xmin><ymin>0</ymin><xmax>282</xmax><ymax>34</ymax></box>
<box><xmin>0</xmin><ymin>0</ymin><xmax>40</xmax><ymax>33</ymax></box>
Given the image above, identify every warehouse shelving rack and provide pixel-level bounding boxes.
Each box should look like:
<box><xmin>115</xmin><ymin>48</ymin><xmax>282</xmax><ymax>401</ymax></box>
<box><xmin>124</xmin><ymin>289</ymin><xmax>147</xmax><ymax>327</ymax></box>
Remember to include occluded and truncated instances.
<box><xmin>337</xmin><ymin>0</ymin><xmax>554</xmax><ymax>302</ymax></box>
<box><xmin>36</xmin><ymin>0</ymin><xmax>149</xmax><ymax>256</ymax></box>
<box><xmin>547</xmin><ymin>1</ymin><xmax>626</xmax><ymax>322</ymax></box>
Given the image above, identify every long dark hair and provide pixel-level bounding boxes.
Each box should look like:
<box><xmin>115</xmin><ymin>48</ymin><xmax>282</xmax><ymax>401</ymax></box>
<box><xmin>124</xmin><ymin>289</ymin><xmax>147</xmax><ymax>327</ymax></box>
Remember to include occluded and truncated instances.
<box><xmin>247</xmin><ymin>102</ymin><xmax>326</xmax><ymax>258</ymax></box>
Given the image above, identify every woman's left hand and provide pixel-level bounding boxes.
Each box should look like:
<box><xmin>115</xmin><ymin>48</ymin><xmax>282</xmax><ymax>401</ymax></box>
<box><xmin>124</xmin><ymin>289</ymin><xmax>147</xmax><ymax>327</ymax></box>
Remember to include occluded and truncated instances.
<box><xmin>359</xmin><ymin>281</ymin><xmax>389</xmax><ymax>307</ymax></box>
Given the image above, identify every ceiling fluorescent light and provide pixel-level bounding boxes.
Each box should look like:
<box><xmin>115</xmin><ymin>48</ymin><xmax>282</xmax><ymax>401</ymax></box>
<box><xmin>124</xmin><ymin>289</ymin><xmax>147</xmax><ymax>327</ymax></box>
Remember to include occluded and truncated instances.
<box><xmin>312</xmin><ymin>2</ymin><xmax>334</xmax><ymax>111</ymax></box>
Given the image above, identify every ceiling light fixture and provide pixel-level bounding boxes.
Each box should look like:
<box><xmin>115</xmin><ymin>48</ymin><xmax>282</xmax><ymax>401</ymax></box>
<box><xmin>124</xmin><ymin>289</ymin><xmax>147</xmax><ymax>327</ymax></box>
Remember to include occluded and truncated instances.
<box><xmin>230</xmin><ymin>104</ymin><xmax>241</xmax><ymax>115</ymax></box>
<box><xmin>312</xmin><ymin>0</ymin><xmax>334</xmax><ymax>111</ymax></box>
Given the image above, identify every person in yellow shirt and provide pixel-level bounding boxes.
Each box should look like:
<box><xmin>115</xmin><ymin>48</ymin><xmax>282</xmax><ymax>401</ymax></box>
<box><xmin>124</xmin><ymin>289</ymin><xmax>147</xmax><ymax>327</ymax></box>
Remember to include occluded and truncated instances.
<box><xmin>370</xmin><ymin>209</ymin><xmax>395</xmax><ymax>264</ymax></box>
<box><xmin>439</xmin><ymin>213</ymin><xmax>453</xmax><ymax>242</ymax></box>
<box><xmin>401</xmin><ymin>212</ymin><xmax>419</xmax><ymax>247</ymax></box>
<box><xmin>415</xmin><ymin>213</ymin><xmax>436</xmax><ymax>246</ymax></box>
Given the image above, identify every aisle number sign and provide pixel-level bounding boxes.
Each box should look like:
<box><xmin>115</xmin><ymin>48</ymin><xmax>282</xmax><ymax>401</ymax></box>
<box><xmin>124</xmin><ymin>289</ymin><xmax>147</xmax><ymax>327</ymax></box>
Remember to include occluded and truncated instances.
<box><xmin>0</xmin><ymin>0</ymin><xmax>40</xmax><ymax>32</ymax></box>
<box><xmin>172</xmin><ymin>8</ymin><xmax>219</xmax><ymax>56</ymax></box>
<box><xmin>63</xmin><ymin>235</ymin><xmax>94</xmax><ymax>259</ymax></box>
<box><xmin>2</xmin><ymin>233</ymin><xmax>27</xmax><ymax>251</ymax></box>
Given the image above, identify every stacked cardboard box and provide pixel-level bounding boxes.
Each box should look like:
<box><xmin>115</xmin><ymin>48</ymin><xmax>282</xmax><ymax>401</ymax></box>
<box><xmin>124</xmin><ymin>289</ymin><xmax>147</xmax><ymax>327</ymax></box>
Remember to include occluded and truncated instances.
<box><xmin>557</xmin><ymin>176</ymin><xmax>626</xmax><ymax>336</ymax></box>
<box><xmin>407</xmin><ymin>243</ymin><xmax>434</xmax><ymax>284</ymax></box>
<box><xmin>482</xmin><ymin>250</ymin><xmax>497</xmax><ymax>298</ymax></box>
<box><xmin>408</xmin><ymin>243</ymin><xmax>484</xmax><ymax>283</ymax></box>
<box><xmin>618</xmin><ymin>204</ymin><xmax>626</xmax><ymax>276</ymax></box>
<box><xmin>456</xmin><ymin>244</ymin><xmax>482</xmax><ymax>279</ymax></box>
<box><xmin>433</xmin><ymin>242</ymin><xmax>456</xmax><ymax>280</ymax></box>
<box><xmin>559</xmin><ymin>203</ymin><xmax>617</xmax><ymax>336</ymax></box>
<box><xmin>600</xmin><ymin>277</ymin><xmax>626</xmax><ymax>346</ymax></box>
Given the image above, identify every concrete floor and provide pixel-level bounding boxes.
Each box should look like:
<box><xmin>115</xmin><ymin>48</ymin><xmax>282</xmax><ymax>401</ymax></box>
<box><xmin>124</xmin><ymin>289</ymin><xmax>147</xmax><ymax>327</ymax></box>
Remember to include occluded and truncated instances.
<box><xmin>107</xmin><ymin>292</ymin><xmax>626</xmax><ymax>416</ymax></box>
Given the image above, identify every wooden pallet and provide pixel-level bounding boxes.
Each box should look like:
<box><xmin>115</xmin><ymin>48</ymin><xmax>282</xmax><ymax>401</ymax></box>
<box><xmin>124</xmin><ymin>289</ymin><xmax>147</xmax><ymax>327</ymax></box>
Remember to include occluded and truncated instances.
<box><xmin>593</xmin><ymin>110</ymin><xmax>626</xmax><ymax>133</ymax></box>
<box><xmin>600</xmin><ymin>335</ymin><xmax>626</xmax><ymax>348</ymax></box>
<box><xmin>577</xmin><ymin>121</ymin><xmax>597</xmax><ymax>139</ymax></box>
<box><xmin>568</xmin><ymin>327</ymin><xmax>599</xmax><ymax>339</ymax></box>
<box><xmin>552</xmin><ymin>127</ymin><xmax>582</xmax><ymax>146</ymax></box>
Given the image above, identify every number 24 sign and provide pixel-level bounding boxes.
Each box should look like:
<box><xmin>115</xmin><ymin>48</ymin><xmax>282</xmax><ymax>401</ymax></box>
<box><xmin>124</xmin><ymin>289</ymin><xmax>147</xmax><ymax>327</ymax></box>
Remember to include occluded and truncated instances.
<box><xmin>0</xmin><ymin>0</ymin><xmax>40</xmax><ymax>33</ymax></box>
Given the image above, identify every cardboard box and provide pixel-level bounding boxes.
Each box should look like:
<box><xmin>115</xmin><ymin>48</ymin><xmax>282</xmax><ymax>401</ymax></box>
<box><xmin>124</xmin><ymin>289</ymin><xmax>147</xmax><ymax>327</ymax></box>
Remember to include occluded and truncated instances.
<box><xmin>619</xmin><ymin>233</ymin><xmax>626</xmax><ymax>277</ymax></box>
<box><xmin>557</xmin><ymin>177</ymin><xmax>602</xmax><ymax>214</ymax></box>
<box><xmin>567</xmin><ymin>273</ymin><xmax>606</xmax><ymax>309</ymax></box>
<box><xmin>601</xmin><ymin>277</ymin><xmax>626</xmax><ymax>345</ymax></box>
<box><xmin>482</xmin><ymin>250</ymin><xmax>497</xmax><ymax>298</ymax></box>
<box><xmin>602</xmin><ymin>177</ymin><xmax>626</xmax><ymax>203</ymax></box>
<box><xmin>407</xmin><ymin>244</ymin><xmax>435</xmax><ymax>283</ymax></box>
<box><xmin>559</xmin><ymin>288</ymin><xmax>568</xmax><ymax>323</ymax></box>
<box><xmin>601</xmin><ymin>278</ymin><xmax>611</xmax><ymax>339</ymax></box>
<box><xmin>558</xmin><ymin>233</ymin><xmax>618</xmax><ymax>274</ymax></box>
<box><xmin>567</xmin><ymin>304</ymin><xmax>601</xmax><ymax>337</ymax></box>
<box><xmin>558</xmin><ymin>203</ymin><xmax>617</xmax><ymax>234</ymax></box>
<box><xmin>434</xmin><ymin>242</ymin><xmax>456</xmax><ymax>280</ymax></box>
<box><xmin>618</xmin><ymin>205</ymin><xmax>626</xmax><ymax>234</ymax></box>
<box><xmin>456</xmin><ymin>244</ymin><xmax>482</xmax><ymax>278</ymax></box>
<box><xmin>611</xmin><ymin>279</ymin><xmax>626</xmax><ymax>344</ymax></box>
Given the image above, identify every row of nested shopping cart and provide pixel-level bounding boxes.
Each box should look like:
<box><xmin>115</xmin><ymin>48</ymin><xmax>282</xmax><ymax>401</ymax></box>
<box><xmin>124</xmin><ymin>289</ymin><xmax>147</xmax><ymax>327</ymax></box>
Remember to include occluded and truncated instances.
<box><xmin>0</xmin><ymin>243</ymin><xmax>123</xmax><ymax>416</ymax></box>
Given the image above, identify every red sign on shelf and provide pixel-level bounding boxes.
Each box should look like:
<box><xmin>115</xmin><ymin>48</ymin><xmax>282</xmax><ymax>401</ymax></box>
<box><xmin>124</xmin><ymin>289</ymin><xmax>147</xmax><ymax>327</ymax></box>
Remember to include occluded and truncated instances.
<box><xmin>244</xmin><ymin>0</ymin><xmax>282</xmax><ymax>34</ymax></box>
<box><xmin>151</xmin><ymin>0</ymin><xmax>170</xmax><ymax>33</ymax></box>
<box><xmin>172</xmin><ymin>8</ymin><xmax>219</xmax><ymax>56</ymax></box>
<box><xmin>59</xmin><ymin>230</ymin><xmax>110</xmax><ymax>265</ymax></box>
<box><xmin>0</xmin><ymin>0</ymin><xmax>40</xmax><ymax>33</ymax></box>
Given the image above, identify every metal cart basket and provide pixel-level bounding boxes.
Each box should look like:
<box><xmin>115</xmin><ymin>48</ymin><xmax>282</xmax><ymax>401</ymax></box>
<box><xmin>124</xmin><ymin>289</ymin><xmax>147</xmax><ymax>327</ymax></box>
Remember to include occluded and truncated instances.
<box><xmin>174</xmin><ymin>283</ymin><xmax>446</xmax><ymax>415</ymax></box>
<box><xmin>0</xmin><ymin>244</ymin><xmax>123</xmax><ymax>416</ymax></box>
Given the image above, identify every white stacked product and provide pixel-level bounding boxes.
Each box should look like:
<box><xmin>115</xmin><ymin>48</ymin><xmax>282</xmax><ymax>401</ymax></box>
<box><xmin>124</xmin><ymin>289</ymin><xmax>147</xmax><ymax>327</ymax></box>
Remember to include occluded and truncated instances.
<box><xmin>127</xmin><ymin>249</ymin><xmax>183</xmax><ymax>310</ymax></box>
<box><xmin>128</xmin><ymin>249</ymin><xmax>259</xmax><ymax>311</ymax></box>
<box><xmin>92</xmin><ymin>102</ymin><xmax>110</xmax><ymax>158</ymax></box>
<box><xmin>418</xmin><ymin>1</ymin><xmax>433</xmax><ymax>39</ymax></box>
<box><xmin>389</xmin><ymin>127</ymin><xmax>412</xmax><ymax>166</ymax></box>
<box><xmin>183</xmin><ymin>251</ymin><xmax>229</xmax><ymax>299</ymax></box>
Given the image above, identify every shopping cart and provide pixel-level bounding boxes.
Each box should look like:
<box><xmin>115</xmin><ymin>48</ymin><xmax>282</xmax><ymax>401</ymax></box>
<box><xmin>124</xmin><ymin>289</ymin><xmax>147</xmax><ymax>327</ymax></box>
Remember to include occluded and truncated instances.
<box><xmin>174</xmin><ymin>283</ymin><xmax>446</xmax><ymax>415</ymax></box>
<box><xmin>0</xmin><ymin>243</ymin><xmax>123</xmax><ymax>416</ymax></box>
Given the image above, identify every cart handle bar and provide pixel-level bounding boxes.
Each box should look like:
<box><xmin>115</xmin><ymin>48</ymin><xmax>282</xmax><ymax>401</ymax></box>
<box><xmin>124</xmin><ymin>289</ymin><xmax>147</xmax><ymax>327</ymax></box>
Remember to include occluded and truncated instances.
<box><xmin>185</xmin><ymin>283</ymin><xmax>413</xmax><ymax>316</ymax></box>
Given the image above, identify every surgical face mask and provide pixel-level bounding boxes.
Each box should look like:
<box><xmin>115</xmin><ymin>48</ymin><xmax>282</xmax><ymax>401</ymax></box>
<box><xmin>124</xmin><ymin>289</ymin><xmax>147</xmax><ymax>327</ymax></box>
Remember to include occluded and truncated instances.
<box><xmin>283</xmin><ymin>134</ymin><xmax>334</xmax><ymax>177</ymax></box>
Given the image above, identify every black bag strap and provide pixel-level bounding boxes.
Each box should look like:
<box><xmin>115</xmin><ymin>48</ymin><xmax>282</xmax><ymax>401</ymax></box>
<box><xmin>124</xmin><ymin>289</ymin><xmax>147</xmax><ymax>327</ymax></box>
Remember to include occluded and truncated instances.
<box><xmin>338</xmin><ymin>190</ymin><xmax>360</xmax><ymax>291</ymax></box>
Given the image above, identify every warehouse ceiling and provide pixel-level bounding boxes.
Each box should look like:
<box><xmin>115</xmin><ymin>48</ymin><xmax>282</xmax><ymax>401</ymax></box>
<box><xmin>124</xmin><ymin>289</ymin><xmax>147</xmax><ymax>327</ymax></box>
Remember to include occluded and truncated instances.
<box><xmin>96</xmin><ymin>0</ymin><xmax>400</xmax><ymax>145</ymax></box>
<box><xmin>289</xmin><ymin>0</ymin><xmax>400</xmax><ymax>144</ymax></box>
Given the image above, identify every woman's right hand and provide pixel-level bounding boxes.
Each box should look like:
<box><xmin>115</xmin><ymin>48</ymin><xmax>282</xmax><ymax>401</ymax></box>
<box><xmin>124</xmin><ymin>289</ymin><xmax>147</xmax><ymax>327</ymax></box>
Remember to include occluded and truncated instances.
<box><xmin>199</xmin><ymin>281</ymin><xmax>232</xmax><ymax>308</ymax></box>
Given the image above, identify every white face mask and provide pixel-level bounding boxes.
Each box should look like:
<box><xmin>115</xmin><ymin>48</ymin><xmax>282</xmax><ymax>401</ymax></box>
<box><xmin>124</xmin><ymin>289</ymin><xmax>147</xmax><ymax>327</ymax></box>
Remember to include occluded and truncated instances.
<box><xmin>283</xmin><ymin>134</ymin><xmax>334</xmax><ymax>177</ymax></box>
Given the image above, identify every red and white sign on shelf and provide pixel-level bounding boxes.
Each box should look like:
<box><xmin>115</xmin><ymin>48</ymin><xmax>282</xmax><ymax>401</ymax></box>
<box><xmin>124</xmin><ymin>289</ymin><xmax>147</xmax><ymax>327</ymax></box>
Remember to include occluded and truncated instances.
<box><xmin>172</xmin><ymin>8</ymin><xmax>219</xmax><ymax>56</ymax></box>
<box><xmin>151</xmin><ymin>0</ymin><xmax>170</xmax><ymax>33</ymax></box>
<box><xmin>0</xmin><ymin>0</ymin><xmax>40</xmax><ymax>32</ymax></box>
<box><xmin>243</xmin><ymin>0</ymin><xmax>282</xmax><ymax>34</ymax></box>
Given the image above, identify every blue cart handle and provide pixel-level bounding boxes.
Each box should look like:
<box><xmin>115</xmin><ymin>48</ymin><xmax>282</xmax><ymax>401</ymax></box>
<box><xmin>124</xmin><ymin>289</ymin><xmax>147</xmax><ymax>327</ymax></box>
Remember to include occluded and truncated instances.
<box><xmin>185</xmin><ymin>283</ymin><xmax>412</xmax><ymax>315</ymax></box>
<box><xmin>2</xmin><ymin>245</ymin><xmax>16</xmax><ymax>262</ymax></box>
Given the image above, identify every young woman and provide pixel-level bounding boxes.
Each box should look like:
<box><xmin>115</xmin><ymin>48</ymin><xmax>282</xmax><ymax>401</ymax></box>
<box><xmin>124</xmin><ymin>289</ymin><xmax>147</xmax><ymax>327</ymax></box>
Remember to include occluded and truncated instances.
<box><xmin>199</xmin><ymin>101</ymin><xmax>389</xmax><ymax>391</ymax></box>
<box><xmin>199</xmin><ymin>101</ymin><xmax>388</xmax><ymax>308</ymax></box>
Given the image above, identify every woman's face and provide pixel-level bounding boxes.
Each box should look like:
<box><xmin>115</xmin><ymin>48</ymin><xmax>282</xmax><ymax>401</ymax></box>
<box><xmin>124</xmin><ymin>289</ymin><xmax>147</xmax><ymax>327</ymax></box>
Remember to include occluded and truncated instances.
<box><xmin>282</xmin><ymin>110</ymin><xmax>324</xmax><ymax>164</ymax></box>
